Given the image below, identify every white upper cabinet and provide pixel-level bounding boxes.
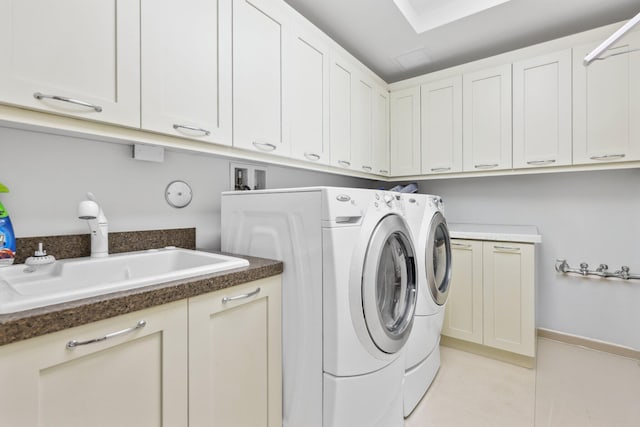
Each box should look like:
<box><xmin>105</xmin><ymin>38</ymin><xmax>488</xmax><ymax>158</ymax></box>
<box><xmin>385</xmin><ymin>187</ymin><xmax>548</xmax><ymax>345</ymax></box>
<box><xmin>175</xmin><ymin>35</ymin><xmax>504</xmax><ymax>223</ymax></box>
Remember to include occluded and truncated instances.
<box><xmin>463</xmin><ymin>65</ymin><xmax>512</xmax><ymax>172</ymax></box>
<box><xmin>573</xmin><ymin>32</ymin><xmax>640</xmax><ymax>164</ymax></box>
<box><xmin>330</xmin><ymin>56</ymin><xmax>355</xmax><ymax>170</ymax></box>
<box><xmin>352</xmin><ymin>76</ymin><xmax>374</xmax><ymax>173</ymax></box>
<box><xmin>390</xmin><ymin>87</ymin><xmax>421</xmax><ymax>176</ymax></box>
<box><xmin>372</xmin><ymin>89</ymin><xmax>390</xmax><ymax>176</ymax></box>
<box><xmin>141</xmin><ymin>0</ymin><xmax>232</xmax><ymax>145</ymax></box>
<box><xmin>513</xmin><ymin>50</ymin><xmax>572</xmax><ymax>168</ymax></box>
<box><xmin>286</xmin><ymin>25</ymin><xmax>330</xmax><ymax>165</ymax></box>
<box><xmin>0</xmin><ymin>0</ymin><xmax>140</xmax><ymax>127</ymax></box>
<box><xmin>233</xmin><ymin>0</ymin><xmax>290</xmax><ymax>156</ymax></box>
<box><xmin>421</xmin><ymin>76</ymin><xmax>463</xmax><ymax>175</ymax></box>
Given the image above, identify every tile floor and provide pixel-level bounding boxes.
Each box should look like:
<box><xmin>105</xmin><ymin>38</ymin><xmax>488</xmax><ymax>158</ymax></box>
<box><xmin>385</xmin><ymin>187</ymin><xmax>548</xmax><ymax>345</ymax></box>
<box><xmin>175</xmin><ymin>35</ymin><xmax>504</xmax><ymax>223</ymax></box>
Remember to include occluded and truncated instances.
<box><xmin>405</xmin><ymin>338</ymin><xmax>640</xmax><ymax>427</ymax></box>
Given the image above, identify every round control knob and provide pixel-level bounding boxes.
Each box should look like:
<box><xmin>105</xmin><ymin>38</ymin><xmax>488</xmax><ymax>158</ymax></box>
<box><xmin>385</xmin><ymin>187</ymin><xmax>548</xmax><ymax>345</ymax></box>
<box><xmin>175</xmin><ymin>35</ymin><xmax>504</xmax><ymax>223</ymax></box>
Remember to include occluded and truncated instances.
<box><xmin>383</xmin><ymin>194</ymin><xmax>394</xmax><ymax>206</ymax></box>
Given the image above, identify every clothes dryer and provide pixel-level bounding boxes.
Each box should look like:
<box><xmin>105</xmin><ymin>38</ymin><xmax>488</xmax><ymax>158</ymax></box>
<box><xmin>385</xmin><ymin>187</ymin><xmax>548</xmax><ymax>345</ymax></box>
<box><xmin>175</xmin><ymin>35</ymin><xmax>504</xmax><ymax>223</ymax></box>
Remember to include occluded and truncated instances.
<box><xmin>403</xmin><ymin>194</ymin><xmax>452</xmax><ymax>416</ymax></box>
<box><xmin>222</xmin><ymin>187</ymin><xmax>418</xmax><ymax>427</ymax></box>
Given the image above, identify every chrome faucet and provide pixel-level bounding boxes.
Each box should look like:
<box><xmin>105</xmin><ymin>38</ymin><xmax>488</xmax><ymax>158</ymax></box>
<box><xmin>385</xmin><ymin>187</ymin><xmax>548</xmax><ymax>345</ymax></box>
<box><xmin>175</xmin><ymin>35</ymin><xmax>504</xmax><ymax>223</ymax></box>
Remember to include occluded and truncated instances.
<box><xmin>78</xmin><ymin>192</ymin><xmax>108</xmax><ymax>257</ymax></box>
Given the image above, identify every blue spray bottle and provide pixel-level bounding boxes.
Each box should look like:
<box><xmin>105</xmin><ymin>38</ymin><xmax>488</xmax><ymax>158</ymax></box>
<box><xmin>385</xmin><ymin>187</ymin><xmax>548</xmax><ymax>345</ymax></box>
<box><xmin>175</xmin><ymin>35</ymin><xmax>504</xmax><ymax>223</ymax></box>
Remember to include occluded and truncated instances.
<box><xmin>0</xmin><ymin>182</ymin><xmax>16</xmax><ymax>266</ymax></box>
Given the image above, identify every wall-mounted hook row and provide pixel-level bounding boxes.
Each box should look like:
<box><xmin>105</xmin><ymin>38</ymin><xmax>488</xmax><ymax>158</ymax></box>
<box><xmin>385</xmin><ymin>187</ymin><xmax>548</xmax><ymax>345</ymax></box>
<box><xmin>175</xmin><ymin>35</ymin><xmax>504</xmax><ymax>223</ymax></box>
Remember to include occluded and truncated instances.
<box><xmin>555</xmin><ymin>259</ymin><xmax>640</xmax><ymax>280</ymax></box>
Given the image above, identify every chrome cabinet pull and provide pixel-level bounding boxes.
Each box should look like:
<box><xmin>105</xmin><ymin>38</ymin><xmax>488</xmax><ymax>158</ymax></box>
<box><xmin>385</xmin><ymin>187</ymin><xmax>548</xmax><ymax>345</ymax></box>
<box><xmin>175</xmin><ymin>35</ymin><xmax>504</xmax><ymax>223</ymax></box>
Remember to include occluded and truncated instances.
<box><xmin>34</xmin><ymin>92</ymin><xmax>102</xmax><ymax>112</ymax></box>
<box><xmin>494</xmin><ymin>245</ymin><xmax>520</xmax><ymax>252</ymax></box>
<box><xmin>527</xmin><ymin>159</ymin><xmax>556</xmax><ymax>165</ymax></box>
<box><xmin>590</xmin><ymin>154</ymin><xmax>626</xmax><ymax>161</ymax></box>
<box><xmin>431</xmin><ymin>167</ymin><xmax>451</xmax><ymax>172</ymax></box>
<box><xmin>474</xmin><ymin>163</ymin><xmax>499</xmax><ymax>169</ymax></box>
<box><xmin>252</xmin><ymin>141</ymin><xmax>277</xmax><ymax>151</ymax></box>
<box><xmin>379</xmin><ymin>169</ymin><xmax>389</xmax><ymax>174</ymax></box>
<box><xmin>452</xmin><ymin>242</ymin><xmax>472</xmax><ymax>249</ymax></box>
<box><xmin>222</xmin><ymin>287</ymin><xmax>261</xmax><ymax>304</ymax></box>
<box><xmin>362</xmin><ymin>165</ymin><xmax>372</xmax><ymax>171</ymax></box>
<box><xmin>173</xmin><ymin>124</ymin><xmax>211</xmax><ymax>136</ymax></box>
<box><xmin>304</xmin><ymin>152</ymin><xmax>321</xmax><ymax>161</ymax></box>
<box><xmin>66</xmin><ymin>320</ymin><xmax>146</xmax><ymax>349</ymax></box>
<box><xmin>338</xmin><ymin>160</ymin><xmax>351</xmax><ymax>167</ymax></box>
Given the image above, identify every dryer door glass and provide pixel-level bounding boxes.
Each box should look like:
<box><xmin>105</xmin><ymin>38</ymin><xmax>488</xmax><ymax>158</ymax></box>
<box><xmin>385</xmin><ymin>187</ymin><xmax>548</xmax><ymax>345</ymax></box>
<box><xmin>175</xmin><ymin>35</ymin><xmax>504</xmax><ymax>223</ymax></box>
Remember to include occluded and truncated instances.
<box><xmin>362</xmin><ymin>214</ymin><xmax>417</xmax><ymax>354</ymax></box>
<box><xmin>427</xmin><ymin>212</ymin><xmax>452</xmax><ymax>306</ymax></box>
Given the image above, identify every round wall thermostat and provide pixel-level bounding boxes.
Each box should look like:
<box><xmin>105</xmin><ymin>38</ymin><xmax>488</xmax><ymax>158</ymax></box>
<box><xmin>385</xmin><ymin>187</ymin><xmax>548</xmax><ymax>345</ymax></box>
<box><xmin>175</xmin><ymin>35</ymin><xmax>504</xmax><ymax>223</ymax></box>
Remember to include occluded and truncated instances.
<box><xmin>165</xmin><ymin>180</ymin><xmax>192</xmax><ymax>208</ymax></box>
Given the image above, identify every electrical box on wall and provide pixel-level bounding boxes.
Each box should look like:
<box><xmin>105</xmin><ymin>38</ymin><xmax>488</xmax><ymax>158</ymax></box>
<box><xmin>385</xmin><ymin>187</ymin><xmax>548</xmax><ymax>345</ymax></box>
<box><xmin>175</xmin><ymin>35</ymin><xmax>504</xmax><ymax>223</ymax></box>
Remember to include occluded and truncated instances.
<box><xmin>229</xmin><ymin>162</ymin><xmax>267</xmax><ymax>191</ymax></box>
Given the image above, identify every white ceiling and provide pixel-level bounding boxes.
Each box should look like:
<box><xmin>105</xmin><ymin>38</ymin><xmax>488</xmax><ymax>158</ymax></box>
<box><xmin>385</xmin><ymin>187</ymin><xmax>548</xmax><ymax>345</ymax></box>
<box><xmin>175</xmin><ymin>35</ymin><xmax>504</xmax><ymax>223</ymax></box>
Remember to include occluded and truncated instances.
<box><xmin>282</xmin><ymin>0</ymin><xmax>640</xmax><ymax>83</ymax></box>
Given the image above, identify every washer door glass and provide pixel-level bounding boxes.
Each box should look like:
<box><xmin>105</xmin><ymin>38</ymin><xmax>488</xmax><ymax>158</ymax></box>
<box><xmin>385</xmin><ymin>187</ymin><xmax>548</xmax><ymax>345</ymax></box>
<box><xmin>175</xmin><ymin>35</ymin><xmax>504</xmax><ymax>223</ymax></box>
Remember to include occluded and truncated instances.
<box><xmin>427</xmin><ymin>212</ymin><xmax>452</xmax><ymax>306</ymax></box>
<box><xmin>362</xmin><ymin>214</ymin><xmax>417</xmax><ymax>354</ymax></box>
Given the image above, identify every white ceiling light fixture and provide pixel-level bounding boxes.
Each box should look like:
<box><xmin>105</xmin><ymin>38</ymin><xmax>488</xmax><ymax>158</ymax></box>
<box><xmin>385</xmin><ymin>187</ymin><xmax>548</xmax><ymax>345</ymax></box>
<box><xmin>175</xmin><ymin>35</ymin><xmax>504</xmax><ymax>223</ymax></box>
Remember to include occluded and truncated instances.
<box><xmin>583</xmin><ymin>11</ymin><xmax>640</xmax><ymax>66</ymax></box>
<box><xmin>392</xmin><ymin>0</ymin><xmax>513</xmax><ymax>33</ymax></box>
<box><xmin>395</xmin><ymin>48</ymin><xmax>432</xmax><ymax>70</ymax></box>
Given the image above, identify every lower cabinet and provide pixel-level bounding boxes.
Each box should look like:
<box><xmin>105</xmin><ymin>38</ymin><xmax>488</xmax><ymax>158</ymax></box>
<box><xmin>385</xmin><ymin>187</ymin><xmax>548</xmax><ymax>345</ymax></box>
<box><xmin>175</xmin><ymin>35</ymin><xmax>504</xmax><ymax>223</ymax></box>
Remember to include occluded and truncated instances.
<box><xmin>0</xmin><ymin>276</ymin><xmax>281</xmax><ymax>427</ymax></box>
<box><xmin>189</xmin><ymin>277</ymin><xmax>282</xmax><ymax>427</ymax></box>
<box><xmin>443</xmin><ymin>239</ymin><xmax>535</xmax><ymax>361</ymax></box>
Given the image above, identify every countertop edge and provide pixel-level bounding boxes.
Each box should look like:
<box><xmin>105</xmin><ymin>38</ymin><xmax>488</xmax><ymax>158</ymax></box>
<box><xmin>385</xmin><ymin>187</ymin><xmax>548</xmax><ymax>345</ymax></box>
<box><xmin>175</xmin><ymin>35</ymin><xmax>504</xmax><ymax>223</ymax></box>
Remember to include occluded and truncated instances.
<box><xmin>0</xmin><ymin>254</ymin><xmax>282</xmax><ymax>347</ymax></box>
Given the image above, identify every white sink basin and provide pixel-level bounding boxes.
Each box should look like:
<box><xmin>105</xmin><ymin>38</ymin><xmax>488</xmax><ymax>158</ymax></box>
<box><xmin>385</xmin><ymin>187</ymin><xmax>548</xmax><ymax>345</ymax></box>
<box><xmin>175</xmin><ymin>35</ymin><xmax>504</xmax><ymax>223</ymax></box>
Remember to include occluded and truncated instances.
<box><xmin>0</xmin><ymin>248</ymin><xmax>249</xmax><ymax>314</ymax></box>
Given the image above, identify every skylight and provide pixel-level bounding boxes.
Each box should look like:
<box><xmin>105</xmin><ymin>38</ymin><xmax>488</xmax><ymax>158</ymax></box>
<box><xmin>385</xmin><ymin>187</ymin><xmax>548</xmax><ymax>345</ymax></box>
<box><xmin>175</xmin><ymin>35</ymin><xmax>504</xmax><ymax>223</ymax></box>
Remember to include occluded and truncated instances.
<box><xmin>393</xmin><ymin>0</ymin><xmax>513</xmax><ymax>33</ymax></box>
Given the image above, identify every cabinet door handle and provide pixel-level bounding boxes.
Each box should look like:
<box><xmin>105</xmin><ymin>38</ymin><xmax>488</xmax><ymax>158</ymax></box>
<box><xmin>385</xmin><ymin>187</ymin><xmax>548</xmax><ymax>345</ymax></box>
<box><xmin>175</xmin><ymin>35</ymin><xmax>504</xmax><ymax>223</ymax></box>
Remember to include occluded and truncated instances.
<box><xmin>474</xmin><ymin>163</ymin><xmax>499</xmax><ymax>169</ymax></box>
<box><xmin>338</xmin><ymin>160</ymin><xmax>351</xmax><ymax>167</ymax></box>
<box><xmin>252</xmin><ymin>141</ymin><xmax>277</xmax><ymax>151</ymax></box>
<box><xmin>431</xmin><ymin>167</ymin><xmax>451</xmax><ymax>172</ymax></box>
<box><xmin>590</xmin><ymin>154</ymin><xmax>625</xmax><ymax>161</ymax></box>
<box><xmin>452</xmin><ymin>242</ymin><xmax>472</xmax><ymax>249</ymax></box>
<box><xmin>494</xmin><ymin>245</ymin><xmax>520</xmax><ymax>253</ymax></box>
<box><xmin>66</xmin><ymin>320</ymin><xmax>147</xmax><ymax>349</ymax></box>
<box><xmin>173</xmin><ymin>124</ymin><xmax>211</xmax><ymax>137</ymax></box>
<box><xmin>222</xmin><ymin>287</ymin><xmax>261</xmax><ymax>303</ymax></box>
<box><xmin>34</xmin><ymin>92</ymin><xmax>103</xmax><ymax>112</ymax></box>
<box><xmin>362</xmin><ymin>165</ymin><xmax>372</xmax><ymax>171</ymax></box>
<box><xmin>379</xmin><ymin>169</ymin><xmax>389</xmax><ymax>174</ymax></box>
<box><xmin>526</xmin><ymin>159</ymin><xmax>556</xmax><ymax>166</ymax></box>
<box><xmin>304</xmin><ymin>152</ymin><xmax>321</xmax><ymax>161</ymax></box>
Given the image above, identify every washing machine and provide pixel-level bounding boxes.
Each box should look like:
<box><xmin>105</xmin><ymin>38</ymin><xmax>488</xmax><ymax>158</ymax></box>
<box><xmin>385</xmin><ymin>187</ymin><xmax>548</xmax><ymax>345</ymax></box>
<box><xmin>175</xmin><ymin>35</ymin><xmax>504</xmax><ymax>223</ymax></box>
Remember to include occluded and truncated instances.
<box><xmin>403</xmin><ymin>193</ymin><xmax>452</xmax><ymax>416</ymax></box>
<box><xmin>221</xmin><ymin>187</ymin><xmax>418</xmax><ymax>427</ymax></box>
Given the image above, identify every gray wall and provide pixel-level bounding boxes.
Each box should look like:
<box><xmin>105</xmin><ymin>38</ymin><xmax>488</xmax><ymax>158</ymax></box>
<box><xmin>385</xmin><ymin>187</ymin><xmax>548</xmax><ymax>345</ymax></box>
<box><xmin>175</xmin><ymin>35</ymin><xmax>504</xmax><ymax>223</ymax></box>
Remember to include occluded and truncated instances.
<box><xmin>419</xmin><ymin>170</ymin><xmax>640</xmax><ymax>350</ymax></box>
<box><xmin>1</xmin><ymin>125</ymin><xmax>372</xmax><ymax>250</ymax></box>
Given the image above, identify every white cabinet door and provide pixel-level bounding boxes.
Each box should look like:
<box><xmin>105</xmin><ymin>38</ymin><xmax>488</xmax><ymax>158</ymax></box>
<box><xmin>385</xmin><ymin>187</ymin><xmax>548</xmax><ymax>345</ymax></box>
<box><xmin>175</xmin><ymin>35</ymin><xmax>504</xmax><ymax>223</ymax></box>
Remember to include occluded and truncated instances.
<box><xmin>483</xmin><ymin>242</ymin><xmax>535</xmax><ymax>357</ymax></box>
<box><xmin>233</xmin><ymin>0</ymin><xmax>289</xmax><ymax>156</ymax></box>
<box><xmin>0</xmin><ymin>0</ymin><xmax>140</xmax><ymax>127</ymax></box>
<box><xmin>421</xmin><ymin>76</ymin><xmax>463</xmax><ymax>175</ymax></box>
<box><xmin>372</xmin><ymin>89</ymin><xmax>390</xmax><ymax>176</ymax></box>
<box><xmin>390</xmin><ymin>86</ymin><xmax>421</xmax><ymax>176</ymax></box>
<box><xmin>513</xmin><ymin>50</ymin><xmax>572</xmax><ymax>168</ymax></box>
<box><xmin>352</xmin><ymin>76</ymin><xmax>374</xmax><ymax>173</ymax></box>
<box><xmin>330</xmin><ymin>57</ymin><xmax>355</xmax><ymax>170</ymax></box>
<box><xmin>141</xmin><ymin>0</ymin><xmax>232</xmax><ymax>145</ymax></box>
<box><xmin>573</xmin><ymin>32</ymin><xmax>640</xmax><ymax>164</ymax></box>
<box><xmin>286</xmin><ymin>26</ymin><xmax>330</xmax><ymax>165</ymax></box>
<box><xmin>463</xmin><ymin>65</ymin><xmax>512</xmax><ymax>172</ymax></box>
<box><xmin>0</xmin><ymin>301</ymin><xmax>188</xmax><ymax>427</ymax></box>
<box><xmin>189</xmin><ymin>277</ymin><xmax>282</xmax><ymax>427</ymax></box>
<box><xmin>443</xmin><ymin>240</ymin><xmax>483</xmax><ymax>344</ymax></box>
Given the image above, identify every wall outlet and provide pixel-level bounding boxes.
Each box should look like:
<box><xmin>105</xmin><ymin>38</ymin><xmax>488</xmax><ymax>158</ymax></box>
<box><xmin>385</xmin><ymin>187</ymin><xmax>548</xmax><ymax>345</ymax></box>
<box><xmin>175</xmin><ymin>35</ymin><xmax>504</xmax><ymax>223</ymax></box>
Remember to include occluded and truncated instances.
<box><xmin>229</xmin><ymin>162</ymin><xmax>267</xmax><ymax>191</ymax></box>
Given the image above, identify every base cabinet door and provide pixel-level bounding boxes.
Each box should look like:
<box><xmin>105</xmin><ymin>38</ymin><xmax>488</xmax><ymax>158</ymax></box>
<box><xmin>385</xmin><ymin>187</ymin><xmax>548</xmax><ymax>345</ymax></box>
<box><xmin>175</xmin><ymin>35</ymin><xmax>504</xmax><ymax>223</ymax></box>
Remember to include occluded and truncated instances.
<box><xmin>483</xmin><ymin>242</ymin><xmax>535</xmax><ymax>357</ymax></box>
<box><xmin>189</xmin><ymin>276</ymin><xmax>282</xmax><ymax>427</ymax></box>
<box><xmin>443</xmin><ymin>239</ymin><xmax>483</xmax><ymax>344</ymax></box>
<box><xmin>0</xmin><ymin>301</ymin><xmax>188</xmax><ymax>427</ymax></box>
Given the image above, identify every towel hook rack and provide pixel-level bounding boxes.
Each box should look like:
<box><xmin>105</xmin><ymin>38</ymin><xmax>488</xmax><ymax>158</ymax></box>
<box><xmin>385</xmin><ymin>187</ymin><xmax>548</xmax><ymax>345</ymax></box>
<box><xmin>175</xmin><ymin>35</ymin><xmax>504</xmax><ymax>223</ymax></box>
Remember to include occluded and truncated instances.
<box><xmin>555</xmin><ymin>259</ymin><xmax>640</xmax><ymax>280</ymax></box>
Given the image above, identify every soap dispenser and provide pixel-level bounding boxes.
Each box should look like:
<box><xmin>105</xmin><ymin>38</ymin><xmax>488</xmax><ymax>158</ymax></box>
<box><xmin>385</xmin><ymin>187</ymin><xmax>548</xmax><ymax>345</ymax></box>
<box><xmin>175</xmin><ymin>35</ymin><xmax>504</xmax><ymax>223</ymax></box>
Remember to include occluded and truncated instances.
<box><xmin>0</xmin><ymin>182</ymin><xmax>16</xmax><ymax>266</ymax></box>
